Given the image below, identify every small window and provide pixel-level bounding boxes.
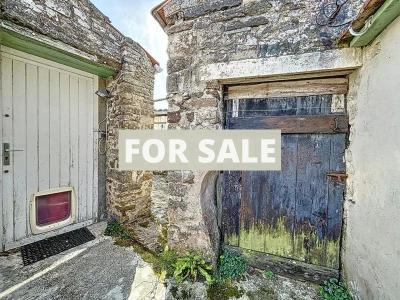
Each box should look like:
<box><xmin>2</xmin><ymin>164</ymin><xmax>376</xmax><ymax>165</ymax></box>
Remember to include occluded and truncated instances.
<box><xmin>30</xmin><ymin>188</ymin><xmax>76</xmax><ymax>234</ymax></box>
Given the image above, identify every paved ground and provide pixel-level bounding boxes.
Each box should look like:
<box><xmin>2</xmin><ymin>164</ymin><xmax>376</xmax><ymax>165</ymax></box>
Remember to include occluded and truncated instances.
<box><xmin>0</xmin><ymin>223</ymin><xmax>140</xmax><ymax>300</ymax></box>
<box><xmin>0</xmin><ymin>222</ymin><xmax>319</xmax><ymax>300</ymax></box>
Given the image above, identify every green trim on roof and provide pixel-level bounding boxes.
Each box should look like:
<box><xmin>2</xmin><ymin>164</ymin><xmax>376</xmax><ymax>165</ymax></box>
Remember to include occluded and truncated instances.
<box><xmin>0</xmin><ymin>26</ymin><xmax>117</xmax><ymax>77</ymax></box>
<box><xmin>350</xmin><ymin>0</ymin><xmax>400</xmax><ymax>47</ymax></box>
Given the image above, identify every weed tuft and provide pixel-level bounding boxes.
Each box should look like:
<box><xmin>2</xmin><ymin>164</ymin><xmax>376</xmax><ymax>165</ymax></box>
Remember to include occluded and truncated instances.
<box><xmin>320</xmin><ymin>278</ymin><xmax>352</xmax><ymax>300</ymax></box>
<box><xmin>217</xmin><ymin>249</ymin><xmax>247</xmax><ymax>280</ymax></box>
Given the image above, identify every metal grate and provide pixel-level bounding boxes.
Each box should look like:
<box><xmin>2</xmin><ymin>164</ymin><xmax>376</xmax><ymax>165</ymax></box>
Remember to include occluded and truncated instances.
<box><xmin>21</xmin><ymin>228</ymin><xmax>95</xmax><ymax>266</ymax></box>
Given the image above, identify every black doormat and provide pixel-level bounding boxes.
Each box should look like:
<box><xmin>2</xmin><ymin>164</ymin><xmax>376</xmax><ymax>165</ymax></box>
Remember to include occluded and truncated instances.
<box><xmin>21</xmin><ymin>228</ymin><xmax>95</xmax><ymax>266</ymax></box>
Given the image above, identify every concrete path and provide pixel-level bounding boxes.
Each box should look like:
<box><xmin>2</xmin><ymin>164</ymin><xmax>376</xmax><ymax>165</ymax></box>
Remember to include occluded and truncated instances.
<box><xmin>0</xmin><ymin>223</ymin><xmax>144</xmax><ymax>300</ymax></box>
<box><xmin>0</xmin><ymin>222</ymin><xmax>318</xmax><ymax>300</ymax></box>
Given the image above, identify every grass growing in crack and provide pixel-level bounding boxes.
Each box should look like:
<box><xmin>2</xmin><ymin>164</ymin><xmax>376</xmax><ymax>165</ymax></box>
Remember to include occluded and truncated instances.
<box><xmin>264</xmin><ymin>270</ymin><xmax>276</xmax><ymax>280</ymax></box>
<box><xmin>104</xmin><ymin>219</ymin><xmax>129</xmax><ymax>238</ymax></box>
<box><xmin>106</xmin><ymin>222</ymin><xmax>212</xmax><ymax>285</ymax></box>
<box><xmin>104</xmin><ymin>220</ymin><xmax>178</xmax><ymax>279</ymax></box>
<box><xmin>320</xmin><ymin>278</ymin><xmax>352</xmax><ymax>300</ymax></box>
<box><xmin>206</xmin><ymin>249</ymin><xmax>247</xmax><ymax>300</ymax></box>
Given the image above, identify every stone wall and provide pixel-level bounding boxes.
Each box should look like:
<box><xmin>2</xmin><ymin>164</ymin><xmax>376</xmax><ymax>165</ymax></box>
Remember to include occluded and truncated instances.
<box><xmin>1</xmin><ymin>1</ymin><xmax>159</xmax><ymax>249</ymax></box>
<box><xmin>106</xmin><ymin>40</ymin><xmax>159</xmax><ymax>250</ymax></box>
<box><xmin>344</xmin><ymin>16</ymin><xmax>400</xmax><ymax>300</ymax></box>
<box><xmin>158</xmin><ymin>0</ymin><xmax>363</xmax><ymax>258</ymax></box>
<box><xmin>1</xmin><ymin>0</ymin><xmax>125</xmax><ymax>68</ymax></box>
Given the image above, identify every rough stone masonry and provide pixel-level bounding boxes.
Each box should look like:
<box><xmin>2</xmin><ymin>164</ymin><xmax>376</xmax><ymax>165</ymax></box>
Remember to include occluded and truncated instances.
<box><xmin>153</xmin><ymin>0</ymin><xmax>364</xmax><ymax>260</ymax></box>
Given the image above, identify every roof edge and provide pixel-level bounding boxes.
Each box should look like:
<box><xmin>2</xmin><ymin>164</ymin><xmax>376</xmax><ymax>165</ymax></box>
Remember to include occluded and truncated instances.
<box><xmin>338</xmin><ymin>0</ymin><xmax>399</xmax><ymax>46</ymax></box>
<box><xmin>151</xmin><ymin>0</ymin><xmax>170</xmax><ymax>28</ymax></box>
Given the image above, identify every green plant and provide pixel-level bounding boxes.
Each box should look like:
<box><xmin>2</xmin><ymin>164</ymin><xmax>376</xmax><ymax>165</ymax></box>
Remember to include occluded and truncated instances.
<box><xmin>158</xmin><ymin>249</ymin><xmax>179</xmax><ymax>278</ymax></box>
<box><xmin>207</xmin><ymin>281</ymin><xmax>243</xmax><ymax>300</ymax></box>
<box><xmin>264</xmin><ymin>270</ymin><xmax>275</xmax><ymax>280</ymax></box>
<box><xmin>217</xmin><ymin>249</ymin><xmax>247</xmax><ymax>280</ymax></box>
<box><xmin>320</xmin><ymin>278</ymin><xmax>352</xmax><ymax>300</ymax></box>
<box><xmin>173</xmin><ymin>252</ymin><xmax>214</xmax><ymax>284</ymax></box>
<box><xmin>104</xmin><ymin>219</ymin><xmax>126</xmax><ymax>237</ymax></box>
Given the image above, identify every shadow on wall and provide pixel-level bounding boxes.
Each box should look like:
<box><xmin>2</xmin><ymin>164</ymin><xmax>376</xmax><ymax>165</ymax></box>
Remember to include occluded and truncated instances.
<box><xmin>200</xmin><ymin>171</ymin><xmax>221</xmax><ymax>262</ymax></box>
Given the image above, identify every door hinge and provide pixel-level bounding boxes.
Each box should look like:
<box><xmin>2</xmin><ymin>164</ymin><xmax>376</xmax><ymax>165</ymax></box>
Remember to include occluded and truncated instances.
<box><xmin>327</xmin><ymin>171</ymin><xmax>348</xmax><ymax>183</ymax></box>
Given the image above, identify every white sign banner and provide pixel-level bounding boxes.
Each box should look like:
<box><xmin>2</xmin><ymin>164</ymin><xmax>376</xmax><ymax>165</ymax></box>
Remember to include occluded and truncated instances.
<box><xmin>119</xmin><ymin>130</ymin><xmax>281</xmax><ymax>171</ymax></box>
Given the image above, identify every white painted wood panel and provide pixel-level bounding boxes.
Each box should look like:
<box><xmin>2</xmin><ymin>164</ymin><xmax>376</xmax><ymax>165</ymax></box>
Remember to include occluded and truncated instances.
<box><xmin>87</xmin><ymin>79</ymin><xmax>94</xmax><ymax>221</ymax></box>
<box><xmin>2</xmin><ymin>56</ymin><xmax>14</xmax><ymax>244</ymax></box>
<box><xmin>49</xmin><ymin>69</ymin><xmax>61</xmax><ymax>188</ymax></box>
<box><xmin>59</xmin><ymin>73</ymin><xmax>70</xmax><ymax>187</ymax></box>
<box><xmin>12</xmin><ymin>60</ymin><xmax>27</xmax><ymax>240</ymax></box>
<box><xmin>69</xmin><ymin>76</ymin><xmax>80</xmax><ymax>222</ymax></box>
<box><xmin>92</xmin><ymin>79</ymin><xmax>99</xmax><ymax>221</ymax></box>
<box><xmin>25</xmin><ymin>63</ymin><xmax>39</xmax><ymax>237</ymax></box>
<box><xmin>0</xmin><ymin>47</ymin><xmax>99</xmax><ymax>250</ymax></box>
<box><xmin>0</xmin><ymin>52</ymin><xmax>3</xmax><ymax>248</ymax></box>
<box><xmin>78</xmin><ymin>77</ymin><xmax>88</xmax><ymax>222</ymax></box>
<box><xmin>38</xmin><ymin>66</ymin><xmax>50</xmax><ymax>191</ymax></box>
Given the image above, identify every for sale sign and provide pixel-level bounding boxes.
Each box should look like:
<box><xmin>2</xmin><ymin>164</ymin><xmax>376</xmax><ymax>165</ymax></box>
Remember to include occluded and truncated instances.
<box><xmin>119</xmin><ymin>130</ymin><xmax>281</xmax><ymax>171</ymax></box>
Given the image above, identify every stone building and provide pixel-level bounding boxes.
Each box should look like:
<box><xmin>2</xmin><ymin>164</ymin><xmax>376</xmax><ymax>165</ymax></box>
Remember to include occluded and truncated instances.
<box><xmin>152</xmin><ymin>0</ymin><xmax>400</xmax><ymax>298</ymax></box>
<box><xmin>1</xmin><ymin>0</ymin><xmax>400</xmax><ymax>298</ymax></box>
<box><xmin>0</xmin><ymin>0</ymin><xmax>159</xmax><ymax>251</ymax></box>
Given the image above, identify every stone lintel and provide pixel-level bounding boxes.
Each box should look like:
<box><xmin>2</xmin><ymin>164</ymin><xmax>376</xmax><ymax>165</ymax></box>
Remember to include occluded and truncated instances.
<box><xmin>199</xmin><ymin>48</ymin><xmax>363</xmax><ymax>84</ymax></box>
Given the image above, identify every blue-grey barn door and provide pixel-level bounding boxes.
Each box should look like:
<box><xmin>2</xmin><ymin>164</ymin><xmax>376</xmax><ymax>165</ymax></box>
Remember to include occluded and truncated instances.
<box><xmin>221</xmin><ymin>78</ymin><xmax>348</xmax><ymax>270</ymax></box>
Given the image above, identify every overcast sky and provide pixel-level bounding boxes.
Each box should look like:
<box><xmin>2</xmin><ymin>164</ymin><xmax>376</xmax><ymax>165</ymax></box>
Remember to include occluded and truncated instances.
<box><xmin>91</xmin><ymin>0</ymin><xmax>168</xmax><ymax>106</ymax></box>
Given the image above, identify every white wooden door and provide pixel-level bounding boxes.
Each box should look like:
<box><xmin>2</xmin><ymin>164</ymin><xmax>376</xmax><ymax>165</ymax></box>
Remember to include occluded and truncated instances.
<box><xmin>0</xmin><ymin>46</ymin><xmax>99</xmax><ymax>250</ymax></box>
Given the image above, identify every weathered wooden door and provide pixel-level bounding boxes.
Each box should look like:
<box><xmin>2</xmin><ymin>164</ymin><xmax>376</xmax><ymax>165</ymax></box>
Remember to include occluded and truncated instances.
<box><xmin>221</xmin><ymin>78</ymin><xmax>348</xmax><ymax>270</ymax></box>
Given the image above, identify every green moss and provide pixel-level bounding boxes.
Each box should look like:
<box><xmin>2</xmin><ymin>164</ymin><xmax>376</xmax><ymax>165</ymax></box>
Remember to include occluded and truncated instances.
<box><xmin>157</xmin><ymin>226</ymin><xmax>168</xmax><ymax>249</ymax></box>
<box><xmin>246</xmin><ymin>287</ymin><xmax>277</xmax><ymax>300</ymax></box>
<box><xmin>226</xmin><ymin>217</ymin><xmax>340</xmax><ymax>269</ymax></box>
<box><xmin>180</xmin><ymin>289</ymin><xmax>190</xmax><ymax>299</ymax></box>
<box><xmin>170</xmin><ymin>286</ymin><xmax>179</xmax><ymax>298</ymax></box>
<box><xmin>207</xmin><ymin>281</ymin><xmax>243</xmax><ymax>300</ymax></box>
<box><xmin>224</xmin><ymin>233</ymin><xmax>239</xmax><ymax>247</ymax></box>
<box><xmin>159</xmin><ymin>249</ymin><xmax>179</xmax><ymax>278</ymax></box>
<box><xmin>293</xmin><ymin>231</ymin><xmax>340</xmax><ymax>269</ymax></box>
<box><xmin>238</xmin><ymin>218</ymin><xmax>293</xmax><ymax>257</ymax></box>
<box><xmin>106</xmin><ymin>221</ymin><xmax>178</xmax><ymax>279</ymax></box>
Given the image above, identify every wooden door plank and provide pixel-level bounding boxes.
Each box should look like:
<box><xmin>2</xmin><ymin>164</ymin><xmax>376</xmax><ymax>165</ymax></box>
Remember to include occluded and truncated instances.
<box><xmin>59</xmin><ymin>73</ymin><xmax>70</xmax><ymax>187</ymax></box>
<box><xmin>326</xmin><ymin>134</ymin><xmax>346</xmax><ymax>269</ymax></box>
<box><xmin>49</xmin><ymin>69</ymin><xmax>61</xmax><ymax>188</ymax></box>
<box><xmin>262</xmin><ymin>135</ymin><xmax>298</xmax><ymax>258</ymax></box>
<box><xmin>69</xmin><ymin>76</ymin><xmax>79</xmax><ymax>219</ymax></box>
<box><xmin>221</xmin><ymin>171</ymin><xmax>241</xmax><ymax>246</ymax></box>
<box><xmin>2</xmin><ymin>56</ymin><xmax>14</xmax><ymax>244</ymax></box>
<box><xmin>86</xmin><ymin>78</ymin><xmax>94</xmax><ymax>221</ymax></box>
<box><xmin>228</xmin><ymin>114</ymin><xmax>348</xmax><ymax>133</ymax></box>
<box><xmin>226</xmin><ymin>245</ymin><xmax>339</xmax><ymax>284</ymax></box>
<box><xmin>38</xmin><ymin>66</ymin><xmax>50</xmax><ymax>191</ymax></box>
<box><xmin>239</xmin><ymin>171</ymin><xmax>263</xmax><ymax>251</ymax></box>
<box><xmin>12</xmin><ymin>60</ymin><xmax>27</xmax><ymax>241</ymax></box>
<box><xmin>227</xmin><ymin>78</ymin><xmax>348</xmax><ymax>100</ymax></box>
<box><xmin>0</xmin><ymin>54</ymin><xmax>3</xmax><ymax>248</ymax></box>
<box><xmin>78</xmin><ymin>77</ymin><xmax>88</xmax><ymax>222</ymax></box>
<box><xmin>229</xmin><ymin>95</ymin><xmax>334</xmax><ymax>119</ymax></box>
<box><xmin>25</xmin><ymin>63</ymin><xmax>39</xmax><ymax>237</ymax></box>
<box><xmin>293</xmin><ymin>134</ymin><xmax>334</xmax><ymax>268</ymax></box>
<box><xmin>238</xmin><ymin>135</ymin><xmax>298</xmax><ymax>258</ymax></box>
<box><xmin>91</xmin><ymin>77</ymin><xmax>99</xmax><ymax>221</ymax></box>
